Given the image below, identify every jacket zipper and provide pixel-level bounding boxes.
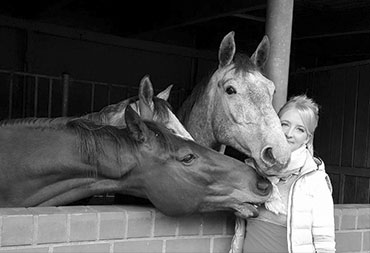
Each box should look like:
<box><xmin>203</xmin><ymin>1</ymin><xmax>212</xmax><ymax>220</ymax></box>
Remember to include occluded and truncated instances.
<box><xmin>287</xmin><ymin>166</ymin><xmax>318</xmax><ymax>253</ymax></box>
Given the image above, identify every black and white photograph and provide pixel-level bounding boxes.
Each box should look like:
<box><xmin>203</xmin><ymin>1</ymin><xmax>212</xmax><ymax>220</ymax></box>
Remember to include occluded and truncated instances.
<box><xmin>0</xmin><ymin>1</ymin><xmax>369</xmax><ymax>252</ymax></box>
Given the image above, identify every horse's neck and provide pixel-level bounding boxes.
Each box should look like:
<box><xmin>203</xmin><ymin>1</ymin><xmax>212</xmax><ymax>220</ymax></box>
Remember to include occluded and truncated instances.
<box><xmin>33</xmin><ymin>127</ymin><xmax>143</xmax><ymax>206</ymax></box>
<box><xmin>183</xmin><ymin>93</ymin><xmax>221</xmax><ymax>150</ymax></box>
<box><xmin>95</xmin><ymin>143</ymin><xmax>138</xmax><ymax>178</ymax></box>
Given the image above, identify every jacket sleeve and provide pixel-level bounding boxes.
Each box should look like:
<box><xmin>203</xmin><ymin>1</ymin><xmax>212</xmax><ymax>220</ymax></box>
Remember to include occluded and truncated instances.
<box><xmin>311</xmin><ymin>171</ymin><xmax>336</xmax><ymax>252</ymax></box>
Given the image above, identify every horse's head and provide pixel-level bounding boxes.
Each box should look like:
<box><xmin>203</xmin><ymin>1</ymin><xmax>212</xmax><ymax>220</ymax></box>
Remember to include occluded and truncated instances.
<box><xmin>84</xmin><ymin>75</ymin><xmax>194</xmax><ymax>141</ymax></box>
<box><xmin>147</xmin><ymin>80</ymin><xmax>194</xmax><ymax>141</ymax></box>
<box><xmin>124</xmin><ymin>106</ymin><xmax>272</xmax><ymax>218</ymax></box>
<box><xmin>209</xmin><ymin>31</ymin><xmax>291</xmax><ymax>176</ymax></box>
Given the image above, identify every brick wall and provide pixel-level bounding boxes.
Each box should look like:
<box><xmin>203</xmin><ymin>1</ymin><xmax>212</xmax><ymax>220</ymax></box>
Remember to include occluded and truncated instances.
<box><xmin>0</xmin><ymin>204</ymin><xmax>368</xmax><ymax>253</ymax></box>
<box><xmin>335</xmin><ymin>204</ymin><xmax>370</xmax><ymax>253</ymax></box>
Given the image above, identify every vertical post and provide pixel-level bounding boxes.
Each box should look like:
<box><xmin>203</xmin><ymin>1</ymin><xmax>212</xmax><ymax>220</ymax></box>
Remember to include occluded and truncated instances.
<box><xmin>8</xmin><ymin>73</ymin><xmax>14</xmax><ymax>119</ymax></box>
<box><xmin>62</xmin><ymin>73</ymin><xmax>70</xmax><ymax>117</ymax></box>
<box><xmin>90</xmin><ymin>83</ymin><xmax>95</xmax><ymax>113</ymax></box>
<box><xmin>48</xmin><ymin>78</ymin><xmax>53</xmax><ymax>118</ymax></box>
<box><xmin>265</xmin><ymin>0</ymin><xmax>294</xmax><ymax>112</ymax></box>
<box><xmin>190</xmin><ymin>57</ymin><xmax>198</xmax><ymax>90</ymax></box>
<box><xmin>107</xmin><ymin>84</ymin><xmax>111</xmax><ymax>106</ymax></box>
<box><xmin>33</xmin><ymin>76</ymin><xmax>39</xmax><ymax>117</ymax></box>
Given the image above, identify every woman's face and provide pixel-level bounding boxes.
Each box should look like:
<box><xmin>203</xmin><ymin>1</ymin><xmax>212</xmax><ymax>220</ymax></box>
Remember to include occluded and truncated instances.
<box><xmin>280</xmin><ymin>108</ymin><xmax>310</xmax><ymax>152</ymax></box>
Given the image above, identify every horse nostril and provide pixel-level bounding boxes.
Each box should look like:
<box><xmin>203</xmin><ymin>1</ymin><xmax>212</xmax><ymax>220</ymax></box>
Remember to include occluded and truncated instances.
<box><xmin>261</xmin><ymin>146</ymin><xmax>276</xmax><ymax>167</ymax></box>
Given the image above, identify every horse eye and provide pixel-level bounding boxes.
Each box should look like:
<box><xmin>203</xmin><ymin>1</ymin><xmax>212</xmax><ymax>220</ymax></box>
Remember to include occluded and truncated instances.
<box><xmin>226</xmin><ymin>86</ymin><xmax>236</xmax><ymax>95</ymax></box>
<box><xmin>167</xmin><ymin>127</ymin><xmax>176</xmax><ymax>134</ymax></box>
<box><xmin>181</xmin><ymin>154</ymin><xmax>196</xmax><ymax>164</ymax></box>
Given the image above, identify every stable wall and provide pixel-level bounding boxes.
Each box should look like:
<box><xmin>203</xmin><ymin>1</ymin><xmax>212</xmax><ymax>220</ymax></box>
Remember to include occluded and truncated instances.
<box><xmin>289</xmin><ymin>61</ymin><xmax>370</xmax><ymax>204</ymax></box>
<box><xmin>0</xmin><ymin>204</ymin><xmax>368</xmax><ymax>253</ymax></box>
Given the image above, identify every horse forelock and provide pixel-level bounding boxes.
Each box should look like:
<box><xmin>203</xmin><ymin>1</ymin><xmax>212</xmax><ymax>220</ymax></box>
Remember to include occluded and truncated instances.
<box><xmin>108</xmin><ymin>97</ymin><xmax>136</xmax><ymax>114</ymax></box>
<box><xmin>152</xmin><ymin>96</ymin><xmax>171</xmax><ymax>122</ymax></box>
<box><xmin>105</xmin><ymin>96</ymin><xmax>138</xmax><ymax>113</ymax></box>
<box><xmin>84</xmin><ymin>96</ymin><xmax>138</xmax><ymax>124</ymax></box>
<box><xmin>141</xmin><ymin>120</ymin><xmax>178</xmax><ymax>152</ymax></box>
<box><xmin>233</xmin><ymin>53</ymin><xmax>258</xmax><ymax>74</ymax></box>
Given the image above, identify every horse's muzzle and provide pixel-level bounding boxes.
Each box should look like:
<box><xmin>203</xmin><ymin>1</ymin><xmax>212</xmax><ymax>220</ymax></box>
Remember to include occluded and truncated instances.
<box><xmin>261</xmin><ymin>146</ymin><xmax>276</xmax><ymax>167</ymax></box>
<box><xmin>255</xmin><ymin>175</ymin><xmax>272</xmax><ymax>196</ymax></box>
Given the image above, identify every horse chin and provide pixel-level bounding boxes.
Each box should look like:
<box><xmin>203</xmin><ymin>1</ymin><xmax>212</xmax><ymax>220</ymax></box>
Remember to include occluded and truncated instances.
<box><xmin>245</xmin><ymin>157</ymin><xmax>280</xmax><ymax>178</ymax></box>
<box><xmin>234</xmin><ymin>203</ymin><xmax>259</xmax><ymax>219</ymax></box>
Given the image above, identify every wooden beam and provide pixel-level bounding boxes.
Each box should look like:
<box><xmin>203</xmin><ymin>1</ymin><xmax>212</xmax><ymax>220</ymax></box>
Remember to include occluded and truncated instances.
<box><xmin>326</xmin><ymin>165</ymin><xmax>370</xmax><ymax>177</ymax></box>
<box><xmin>294</xmin><ymin>29</ymin><xmax>370</xmax><ymax>40</ymax></box>
<box><xmin>232</xmin><ymin>13</ymin><xmax>265</xmax><ymax>22</ymax></box>
<box><xmin>38</xmin><ymin>0</ymin><xmax>75</xmax><ymax>17</ymax></box>
<box><xmin>0</xmin><ymin>15</ymin><xmax>216</xmax><ymax>60</ymax></box>
<box><xmin>136</xmin><ymin>3</ymin><xmax>266</xmax><ymax>34</ymax></box>
<box><xmin>293</xmin><ymin>8</ymin><xmax>370</xmax><ymax>40</ymax></box>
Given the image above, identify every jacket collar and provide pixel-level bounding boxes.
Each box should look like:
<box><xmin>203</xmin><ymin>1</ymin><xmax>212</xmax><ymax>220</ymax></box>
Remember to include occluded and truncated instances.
<box><xmin>298</xmin><ymin>149</ymin><xmax>318</xmax><ymax>175</ymax></box>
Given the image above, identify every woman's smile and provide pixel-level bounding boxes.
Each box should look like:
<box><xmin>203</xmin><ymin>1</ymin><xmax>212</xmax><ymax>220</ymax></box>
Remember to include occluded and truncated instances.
<box><xmin>279</xmin><ymin>109</ymin><xmax>309</xmax><ymax>152</ymax></box>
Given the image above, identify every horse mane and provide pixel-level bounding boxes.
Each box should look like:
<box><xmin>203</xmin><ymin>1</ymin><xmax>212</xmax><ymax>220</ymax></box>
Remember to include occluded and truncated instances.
<box><xmin>0</xmin><ymin>117</ymin><xmax>75</xmax><ymax>128</ymax></box>
<box><xmin>233</xmin><ymin>53</ymin><xmax>258</xmax><ymax>73</ymax></box>
<box><xmin>152</xmin><ymin>96</ymin><xmax>172</xmax><ymax>121</ymax></box>
<box><xmin>1</xmin><ymin>112</ymin><xmax>181</xmax><ymax>181</ymax></box>
<box><xmin>176</xmin><ymin>70</ymin><xmax>214</xmax><ymax>124</ymax></box>
<box><xmin>66</xmin><ymin>119</ymin><xmax>130</xmax><ymax>169</ymax></box>
<box><xmin>66</xmin><ymin>118</ymin><xmax>178</xmax><ymax>170</ymax></box>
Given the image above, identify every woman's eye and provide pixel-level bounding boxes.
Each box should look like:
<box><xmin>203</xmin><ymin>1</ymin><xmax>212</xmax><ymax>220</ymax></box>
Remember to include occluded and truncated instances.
<box><xmin>226</xmin><ymin>86</ymin><xmax>236</xmax><ymax>95</ymax></box>
<box><xmin>181</xmin><ymin>154</ymin><xmax>196</xmax><ymax>164</ymax></box>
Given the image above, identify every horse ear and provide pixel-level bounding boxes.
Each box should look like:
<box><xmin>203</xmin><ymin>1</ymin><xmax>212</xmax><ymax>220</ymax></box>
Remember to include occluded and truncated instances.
<box><xmin>125</xmin><ymin>105</ymin><xmax>150</xmax><ymax>143</ymax></box>
<box><xmin>250</xmin><ymin>35</ymin><xmax>270</xmax><ymax>69</ymax></box>
<box><xmin>156</xmin><ymin>84</ymin><xmax>173</xmax><ymax>101</ymax></box>
<box><xmin>219</xmin><ymin>31</ymin><xmax>236</xmax><ymax>68</ymax></box>
<box><xmin>139</xmin><ymin>75</ymin><xmax>154</xmax><ymax>120</ymax></box>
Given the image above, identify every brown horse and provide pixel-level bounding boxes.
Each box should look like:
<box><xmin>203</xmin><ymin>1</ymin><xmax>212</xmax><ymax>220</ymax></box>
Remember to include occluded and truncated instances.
<box><xmin>177</xmin><ymin>31</ymin><xmax>290</xmax><ymax>176</ymax></box>
<box><xmin>0</xmin><ymin>106</ymin><xmax>272</xmax><ymax>218</ymax></box>
<box><xmin>82</xmin><ymin>75</ymin><xmax>195</xmax><ymax>205</ymax></box>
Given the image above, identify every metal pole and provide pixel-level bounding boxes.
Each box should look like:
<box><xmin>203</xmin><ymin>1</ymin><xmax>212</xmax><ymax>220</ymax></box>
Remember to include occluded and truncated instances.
<box><xmin>62</xmin><ymin>73</ymin><xmax>70</xmax><ymax>116</ymax></box>
<box><xmin>48</xmin><ymin>78</ymin><xmax>53</xmax><ymax>118</ymax></box>
<box><xmin>8</xmin><ymin>73</ymin><xmax>14</xmax><ymax>119</ymax></box>
<box><xmin>33</xmin><ymin>76</ymin><xmax>38</xmax><ymax>117</ymax></box>
<box><xmin>265</xmin><ymin>0</ymin><xmax>294</xmax><ymax>112</ymax></box>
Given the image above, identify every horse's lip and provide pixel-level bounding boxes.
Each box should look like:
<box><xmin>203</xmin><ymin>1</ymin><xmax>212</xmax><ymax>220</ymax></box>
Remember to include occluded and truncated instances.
<box><xmin>235</xmin><ymin>202</ymin><xmax>260</xmax><ymax>219</ymax></box>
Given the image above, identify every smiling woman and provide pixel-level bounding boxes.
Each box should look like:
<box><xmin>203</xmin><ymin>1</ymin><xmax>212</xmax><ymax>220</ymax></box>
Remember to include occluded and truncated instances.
<box><xmin>243</xmin><ymin>94</ymin><xmax>336</xmax><ymax>253</ymax></box>
<box><xmin>280</xmin><ymin>109</ymin><xmax>310</xmax><ymax>152</ymax></box>
<box><xmin>278</xmin><ymin>95</ymin><xmax>319</xmax><ymax>155</ymax></box>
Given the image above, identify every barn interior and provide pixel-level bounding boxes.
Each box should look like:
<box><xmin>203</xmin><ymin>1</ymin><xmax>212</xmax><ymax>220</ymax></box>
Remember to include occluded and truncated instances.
<box><xmin>0</xmin><ymin>0</ymin><xmax>369</xmax><ymax>205</ymax></box>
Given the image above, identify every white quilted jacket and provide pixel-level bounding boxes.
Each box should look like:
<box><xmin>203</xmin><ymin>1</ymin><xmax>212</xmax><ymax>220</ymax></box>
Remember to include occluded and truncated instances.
<box><xmin>286</xmin><ymin>155</ymin><xmax>336</xmax><ymax>253</ymax></box>
<box><xmin>229</xmin><ymin>153</ymin><xmax>336</xmax><ymax>253</ymax></box>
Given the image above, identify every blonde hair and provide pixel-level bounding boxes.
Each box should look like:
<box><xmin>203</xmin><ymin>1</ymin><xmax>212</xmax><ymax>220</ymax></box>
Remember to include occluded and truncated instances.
<box><xmin>278</xmin><ymin>94</ymin><xmax>319</xmax><ymax>155</ymax></box>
